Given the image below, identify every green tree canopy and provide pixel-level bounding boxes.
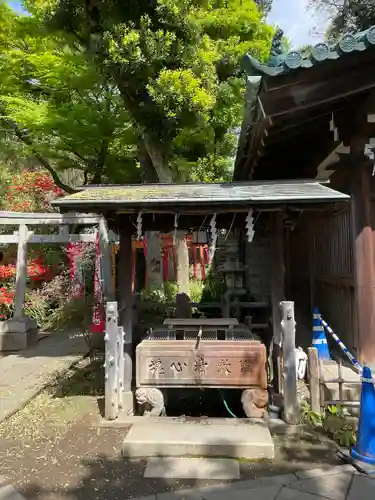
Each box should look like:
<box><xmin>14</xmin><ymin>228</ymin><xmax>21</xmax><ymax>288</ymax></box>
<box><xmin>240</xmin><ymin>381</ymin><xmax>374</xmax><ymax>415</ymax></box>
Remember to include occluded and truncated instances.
<box><xmin>0</xmin><ymin>2</ymin><xmax>140</xmax><ymax>191</ymax></box>
<box><xmin>25</xmin><ymin>0</ymin><xmax>273</xmax><ymax>182</ymax></box>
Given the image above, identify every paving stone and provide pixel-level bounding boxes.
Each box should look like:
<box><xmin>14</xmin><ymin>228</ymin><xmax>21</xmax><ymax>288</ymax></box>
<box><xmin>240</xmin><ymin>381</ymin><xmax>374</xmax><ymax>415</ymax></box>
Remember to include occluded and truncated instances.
<box><xmin>205</xmin><ymin>485</ymin><xmax>282</xmax><ymax>500</ymax></box>
<box><xmin>157</xmin><ymin>485</ymin><xmax>281</xmax><ymax>500</ymax></box>
<box><xmin>287</xmin><ymin>472</ymin><xmax>353</xmax><ymax>500</ymax></box>
<box><xmin>156</xmin><ymin>490</ymin><xmax>209</xmax><ymax>500</ymax></box>
<box><xmin>144</xmin><ymin>457</ymin><xmax>240</xmax><ymax>479</ymax></box>
<box><xmin>0</xmin><ymin>332</ymin><xmax>87</xmax><ymax>423</ymax></box>
<box><xmin>347</xmin><ymin>474</ymin><xmax>375</xmax><ymax>500</ymax></box>
<box><xmin>153</xmin><ymin>473</ymin><xmax>297</xmax><ymax>500</ymax></box>
<box><xmin>295</xmin><ymin>464</ymin><xmax>354</xmax><ymax>479</ymax></box>
<box><xmin>225</xmin><ymin>473</ymin><xmax>298</xmax><ymax>490</ymax></box>
<box><xmin>0</xmin><ymin>485</ymin><xmax>24</xmax><ymax>500</ymax></box>
<box><xmin>276</xmin><ymin>487</ymin><xmax>330</xmax><ymax>500</ymax></box>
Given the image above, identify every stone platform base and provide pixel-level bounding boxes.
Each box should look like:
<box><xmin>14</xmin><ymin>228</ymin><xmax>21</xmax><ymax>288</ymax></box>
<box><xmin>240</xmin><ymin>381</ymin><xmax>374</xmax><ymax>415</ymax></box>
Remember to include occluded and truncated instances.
<box><xmin>122</xmin><ymin>419</ymin><xmax>275</xmax><ymax>460</ymax></box>
<box><xmin>0</xmin><ymin>318</ymin><xmax>38</xmax><ymax>351</ymax></box>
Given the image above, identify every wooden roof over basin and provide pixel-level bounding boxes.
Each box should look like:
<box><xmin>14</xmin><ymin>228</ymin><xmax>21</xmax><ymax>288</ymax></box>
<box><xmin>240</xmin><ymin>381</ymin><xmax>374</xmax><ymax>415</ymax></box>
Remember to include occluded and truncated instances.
<box><xmin>53</xmin><ymin>180</ymin><xmax>349</xmax><ymax>214</ymax></box>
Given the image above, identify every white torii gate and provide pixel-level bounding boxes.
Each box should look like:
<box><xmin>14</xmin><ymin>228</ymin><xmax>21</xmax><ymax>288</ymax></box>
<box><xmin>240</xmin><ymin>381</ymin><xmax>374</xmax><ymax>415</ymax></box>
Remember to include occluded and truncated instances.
<box><xmin>0</xmin><ymin>211</ymin><xmax>115</xmax><ymax>350</ymax></box>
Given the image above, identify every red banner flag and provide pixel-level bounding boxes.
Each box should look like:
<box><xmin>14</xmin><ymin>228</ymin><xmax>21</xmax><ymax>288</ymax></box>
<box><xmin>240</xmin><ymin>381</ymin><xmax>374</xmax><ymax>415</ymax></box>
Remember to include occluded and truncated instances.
<box><xmin>91</xmin><ymin>232</ymin><xmax>105</xmax><ymax>333</ymax></box>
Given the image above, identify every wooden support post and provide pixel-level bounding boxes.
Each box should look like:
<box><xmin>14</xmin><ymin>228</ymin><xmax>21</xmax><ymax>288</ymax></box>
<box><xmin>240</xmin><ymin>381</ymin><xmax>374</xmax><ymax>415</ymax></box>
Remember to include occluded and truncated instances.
<box><xmin>105</xmin><ymin>301</ymin><xmax>119</xmax><ymax>420</ymax></box>
<box><xmin>13</xmin><ymin>224</ymin><xmax>28</xmax><ymax>320</ymax></box>
<box><xmin>145</xmin><ymin>231</ymin><xmax>163</xmax><ymax>289</ymax></box>
<box><xmin>175</xmin><ymin>230</ymin><xmax>189</xmax><ymax>294</ymax></box>
<box><xmin>308</xmin><ymin>347</ymin><xmax>321</xmax><ymax>413</ymax></box>
<box><xmin>200</xmin><ymin>245</ymin><xmax>205</xmax><ymax>280</ymax></box>
<box><xmin>118</xmin><ymin>228</ymin><xmax>134</xmax><ymax>414</ymax></box>
<box><xmin>351</xmin><ymin>157</ymin><xmax>375</xmax><ymax>364</ymax></box>
<box><xmin>281</xmin><ymin>301</ymin><xmax>299</xmax><ymax>425</ymax></box>
<box><xmin>175</xmin><ymin>230</ymin><xmax>191</xmax><ymax>318</ymax></box>
<box><xmin>308</xmin><ymin>226</ymin><xmax>315</xmax><ymax>313</ymax></box>
<box><xmin>99</xmin><ymin>217</ymin><xmax>115</xmax><ymax>303</ymax></box>
<box><xmin>270</xmin><ymin>213</ymin><xmax>285</xmax><ymax>392</ymax></box>
<box><xmin>338</xmin><ymin>358</ymin><xmax>343</xmax><ymax>404</ymax></box>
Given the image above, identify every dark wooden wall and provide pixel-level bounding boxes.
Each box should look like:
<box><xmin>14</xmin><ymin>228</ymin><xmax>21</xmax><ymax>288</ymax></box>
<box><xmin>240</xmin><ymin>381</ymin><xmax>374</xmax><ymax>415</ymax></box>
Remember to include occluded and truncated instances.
<box><xmin>289</xmin><ymin>205</ymin><xmax>357</xmax><ymax>352</ymax></box>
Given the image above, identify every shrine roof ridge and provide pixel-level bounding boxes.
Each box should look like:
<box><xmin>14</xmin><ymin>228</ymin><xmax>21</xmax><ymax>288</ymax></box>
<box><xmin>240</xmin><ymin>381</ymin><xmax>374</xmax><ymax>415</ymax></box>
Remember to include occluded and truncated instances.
<box><xmin>242</xmin><ymin>25</ymin><xmax>375</xmax><ymax>77</ymax></box>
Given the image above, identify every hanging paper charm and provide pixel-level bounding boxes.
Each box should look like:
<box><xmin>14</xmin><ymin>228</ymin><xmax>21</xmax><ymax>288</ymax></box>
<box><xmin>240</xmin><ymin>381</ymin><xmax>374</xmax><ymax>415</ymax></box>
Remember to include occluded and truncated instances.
<box><xmin>173</xmin><ymin>213</ymin><xmax>179</xmax><ymax>246</ymax></box>
<box><xmin>330</xmin><ymin>113</ymin><xmax>338</xmax><ymax>142</ymax></box>
<box><xmin>209</xmin><ymin>213</ymin><xmax>217</xmax><ymax>263</ymax></box>
<box><xmin>364</xmin><ymin>143</ymin><xmax>375</xmax><ymax>175</ymax></box>
<box><xmin>245</xmin><ymin>210</ymin><xmax>255</xmax><ymax>243</ymax></box>
<box><xmin>136</xmin><ymin>211</ymin><xmax>143</xmax><ymax>240</ymax></box>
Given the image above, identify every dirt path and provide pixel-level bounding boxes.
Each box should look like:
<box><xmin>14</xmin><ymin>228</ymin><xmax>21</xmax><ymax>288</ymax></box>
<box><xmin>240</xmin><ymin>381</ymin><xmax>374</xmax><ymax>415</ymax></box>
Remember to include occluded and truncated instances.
<box><xmin>0</xmin><ymin>358</ymin><xmax>342</xmax><ymax>500</ymax></box>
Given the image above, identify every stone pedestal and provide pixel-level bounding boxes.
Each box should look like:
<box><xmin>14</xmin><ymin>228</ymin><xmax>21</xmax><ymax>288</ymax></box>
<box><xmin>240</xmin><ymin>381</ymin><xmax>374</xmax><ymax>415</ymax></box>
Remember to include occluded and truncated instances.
<box><xmin>0</xmin><ymin>317</ymin><xmax>38</xmax><ymax>351</ymax></box>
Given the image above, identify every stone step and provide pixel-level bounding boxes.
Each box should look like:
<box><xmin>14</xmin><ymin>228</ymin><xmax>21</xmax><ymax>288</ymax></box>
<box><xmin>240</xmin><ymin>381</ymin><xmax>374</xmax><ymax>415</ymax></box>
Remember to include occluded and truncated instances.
<box><xmin>122</xmin><ymin>419</ymin><xmax>275</xmax><ymax>460</ymax></box>
<box><xmin>144</xmin><ymin>457</ymin><xmax>240</xmax><ymax>479</ymax></box>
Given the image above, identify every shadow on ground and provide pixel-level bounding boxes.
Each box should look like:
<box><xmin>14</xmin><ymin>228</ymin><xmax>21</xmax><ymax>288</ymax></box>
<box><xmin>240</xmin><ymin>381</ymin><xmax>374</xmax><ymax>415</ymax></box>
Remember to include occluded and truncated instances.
<box><xmin>2</xmin><ymin>418</ymin><xmax>346</xmax><ymax>500</ymax></box>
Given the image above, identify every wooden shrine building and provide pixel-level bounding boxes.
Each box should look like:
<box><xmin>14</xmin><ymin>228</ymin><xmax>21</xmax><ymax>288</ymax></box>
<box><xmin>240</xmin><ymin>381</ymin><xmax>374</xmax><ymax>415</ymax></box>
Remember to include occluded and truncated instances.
<box><xmin>53</xmin><ymin>181</ymin><xmax>348</xmax><ymax>418</ymax></box>
<box><xmin>234</xmin><ymin>26</ymin><xmax>375</xmax><ymax>365</ymax></box>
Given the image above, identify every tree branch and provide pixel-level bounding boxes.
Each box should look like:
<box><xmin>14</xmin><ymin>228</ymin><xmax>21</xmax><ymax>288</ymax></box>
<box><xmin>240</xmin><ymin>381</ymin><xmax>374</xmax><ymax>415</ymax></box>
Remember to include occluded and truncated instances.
<box><xmin>0</xmin><ymin>110</ymin><xmax>77</xmax><ymax>194</ymax></box>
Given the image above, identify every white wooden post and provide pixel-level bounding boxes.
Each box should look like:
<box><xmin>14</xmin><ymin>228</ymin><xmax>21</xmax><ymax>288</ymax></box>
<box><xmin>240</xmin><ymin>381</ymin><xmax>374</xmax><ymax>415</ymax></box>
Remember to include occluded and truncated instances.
<box><xmin>281</xmin><ymin>301</ymin><xmax>299</xmax><ymax>424</ymax></box>
<box><xmin>13</xmin><ymin>224</ymin><xmax>28</xmax><ymax>320</ymax></box>
<box><xmin>105</xmin><ymin>301</ymin><xmax>119</xmax><ymax>420</ymax></box>
<box><xmin>117</xmin><ymin>326</ymin><xmax>125</xmax><ymax>410</ymax></box>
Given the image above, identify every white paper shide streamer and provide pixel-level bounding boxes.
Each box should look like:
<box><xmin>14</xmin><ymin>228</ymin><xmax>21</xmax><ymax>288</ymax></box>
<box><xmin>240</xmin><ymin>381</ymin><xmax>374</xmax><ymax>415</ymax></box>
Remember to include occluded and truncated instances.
<box><xmin>209</xmin><ymin>213</ymin><xmax>217</xmax><ymax>263</ymax></box>
<box><xmin>295</xmin><ymin>347</ymin><xmax>308</xmax><ymax>380</ymax></box>
<box><xmin>330</xmin><ymin>113</ymin><xmax>338</xmax><ymax>142</ymax></box>
<box><xmin>136</xmin><ymin>211</ymin><xmax>143</xmax><ymax>240</ymax></box>
<box><xmin>173</xmin><ymin>213</ymin><xmax>179</xmax><ymax>246</ymax></box>
<box><xmin>245</xmin><ymin>210</ymin><xmax>255</xmax><ymax>243</ymax></box>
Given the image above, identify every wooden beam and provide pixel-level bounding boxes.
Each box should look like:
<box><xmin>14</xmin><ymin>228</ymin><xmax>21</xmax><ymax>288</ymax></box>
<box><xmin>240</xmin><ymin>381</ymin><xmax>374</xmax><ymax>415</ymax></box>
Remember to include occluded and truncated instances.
<box><xmin>0</xmin><ymin>233</ymin><xmax>98</xmax><ymax>244</ymax></box>
<box><xmin>0</xmin><ymin>213</ymin><xmax>101</xmax><ymax>225</ymax></box>
<box><xmin>261</xmin><ymin>66</ymin><xmax>375</xmax><ymax>119</ymax></box>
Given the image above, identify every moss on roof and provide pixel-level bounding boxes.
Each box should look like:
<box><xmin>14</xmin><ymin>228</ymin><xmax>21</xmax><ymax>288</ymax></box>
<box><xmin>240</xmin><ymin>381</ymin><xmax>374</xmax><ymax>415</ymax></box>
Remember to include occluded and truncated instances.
<box><xmin>53</xmin><ymin>181</ymin><xmax>349</xmax><ymax>207</ymax></box>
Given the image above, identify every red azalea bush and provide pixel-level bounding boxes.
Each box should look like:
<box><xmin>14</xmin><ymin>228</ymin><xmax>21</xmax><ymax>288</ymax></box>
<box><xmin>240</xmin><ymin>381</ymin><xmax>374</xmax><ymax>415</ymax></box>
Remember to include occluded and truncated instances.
<box><xmin>0</xmin><ymin>169</ymin><xmax>66</xmax><ymax>322</ymax></box>
<box><xmin>7</xmin><ymin>170</ymin><xmax>64</xmax><ymax>213</ymax></box>
<box><xmin>0</xmin><ymin>287</ymin><xmax>14</xmax><ymax>320</ymax></box>
<box><xmin>0</xmin><ymin>259</ymin><xmax>53</xmax><ymax>282</ymax></box>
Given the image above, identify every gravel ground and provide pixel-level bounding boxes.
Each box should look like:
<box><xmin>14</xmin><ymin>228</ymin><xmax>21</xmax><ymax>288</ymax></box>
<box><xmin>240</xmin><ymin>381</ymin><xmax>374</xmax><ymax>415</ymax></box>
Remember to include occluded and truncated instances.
<box><xmin>0</xmin><ymin>358</ymin><xmax>342</xmax><ymax>500</ymax></box>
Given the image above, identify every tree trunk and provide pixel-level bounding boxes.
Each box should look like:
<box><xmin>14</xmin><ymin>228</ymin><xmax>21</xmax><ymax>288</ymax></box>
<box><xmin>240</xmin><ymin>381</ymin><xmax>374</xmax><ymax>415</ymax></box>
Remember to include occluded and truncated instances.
<box><xmin>143</xmin><ymin>133</ymin><xmax>173</xmax><ymax>183</ymax></box>
<box><xmin>138</xmin><ymin>140</ymin><xmax>158</xmax><ymax>183</ymax></box>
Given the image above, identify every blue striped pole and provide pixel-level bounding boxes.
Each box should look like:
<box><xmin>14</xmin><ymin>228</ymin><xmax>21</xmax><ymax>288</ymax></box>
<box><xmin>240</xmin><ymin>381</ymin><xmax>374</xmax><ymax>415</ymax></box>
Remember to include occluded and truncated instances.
<box><xmin>320</xmin><ymin>316</ymin><xmax>362</xmax><ymax>374</ymax></box>
<box><xmin>312</xmin><ymin>307</ymin><xmax>331</xmax><ymax>360</ymax></box>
